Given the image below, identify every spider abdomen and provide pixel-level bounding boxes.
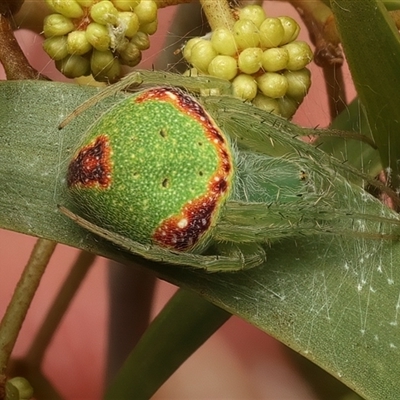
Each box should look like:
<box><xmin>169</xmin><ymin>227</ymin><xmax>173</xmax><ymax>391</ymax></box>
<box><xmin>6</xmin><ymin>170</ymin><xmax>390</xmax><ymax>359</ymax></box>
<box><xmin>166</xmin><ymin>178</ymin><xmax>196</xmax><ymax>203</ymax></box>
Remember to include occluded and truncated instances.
<box><xmin>67</xmin><ymin>87</ymin><xmax>234</xmax><ymax>252</ymax></box>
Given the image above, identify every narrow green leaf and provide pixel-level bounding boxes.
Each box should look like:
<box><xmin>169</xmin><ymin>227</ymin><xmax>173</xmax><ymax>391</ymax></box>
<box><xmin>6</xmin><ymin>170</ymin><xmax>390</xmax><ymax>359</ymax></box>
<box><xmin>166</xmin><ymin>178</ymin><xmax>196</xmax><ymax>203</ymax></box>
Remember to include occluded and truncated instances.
<box><xmin>1</xmin><ymin>80</ymin><xmax>400</xmax><ymax>399</ymax></box>
<box><xmin>331</xmin><ymin>0</ymin><xmax>400</xmax><ymax>188</ymax></box>
<box><xmin>105</xmin><ymin>288</ymin><xmax>230</xmax><ymax>399</ymax></box>
<box><xmin>315</xmin><ymin>98</ymin><xmax>381</xmax><ymax>180</ymax></box>
<box><xmin>321</xmin><ymin>0</ymin><xmax>400</xmax><ymax>10</ymax></box>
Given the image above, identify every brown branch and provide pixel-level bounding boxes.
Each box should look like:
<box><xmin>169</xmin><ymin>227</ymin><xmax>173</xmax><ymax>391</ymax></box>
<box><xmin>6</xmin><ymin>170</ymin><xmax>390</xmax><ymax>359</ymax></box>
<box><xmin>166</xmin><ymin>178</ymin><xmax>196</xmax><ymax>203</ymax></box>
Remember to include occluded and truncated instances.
<box><xmin>0</xmin><ymin>239</ymin><xmax>57</xmax><ymax>400</ymax></box>
<box><xmin>281</xmin><ymin>0</ymin><xmax>346</xmax><ymax>117</ymax></box>
<box><xmin>0</xmin><ymin>14</ymin><xmax>47</xmax><ymax>80</ymax></box>
<box><xmin>25</xmin><ymin>251</ymin><xmax>96</xmax><ymax>364</ymax></box>
<box><xmin>287</xmin><ymin>0</ymin><xmax>342</xmax><ymax>67</ymax></box>
<box><xmin>156</xmin><ymin>0</ymin><xmax>192</xmax><ymax>8</ymax></box>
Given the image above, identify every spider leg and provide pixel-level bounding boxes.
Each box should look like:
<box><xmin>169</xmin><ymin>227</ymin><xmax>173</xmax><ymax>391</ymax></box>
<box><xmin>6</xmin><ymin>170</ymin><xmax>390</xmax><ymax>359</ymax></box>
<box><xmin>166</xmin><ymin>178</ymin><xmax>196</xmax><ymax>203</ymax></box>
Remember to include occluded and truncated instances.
<box><xmin>59</xmin><ymin>70</ymin><xmax>231</xmax><ymax>129</ymax></box>
<box><xmin>215</xmin><ymin>201</ymin><xmax>319</xmax><ymax>243</ymax></box>
<box><xmin>214</xmin><ymin>201</ymin><xmax>400</xmax><ymax>243</ymax></box>
<box><xmin>59</xmin><ymin>206</ymin><xmax>264</xmax><ymax>272</ymax></box>
<box><xmin>206</xmin><ymin>192</ymin><xmax>396</xmax><ymax>244</ymax></box>
<box><xmin>202</xmin><ymin>95</ymin><xmax>314</xmax><ymax>158</ymax></box>
<box><xmin>210</xmin><ymin>241</ymin><xmax>267</xmax><ymax>271</ymax></box>
<box><xmin>59</xmin><ymin>72</ymin><xmax>143</xmax><ymax>129</ymax></box>
<box><xmin>203</xmin><ymin>95</ymin><xmax>400</xmax><ymax>207</ymax></box>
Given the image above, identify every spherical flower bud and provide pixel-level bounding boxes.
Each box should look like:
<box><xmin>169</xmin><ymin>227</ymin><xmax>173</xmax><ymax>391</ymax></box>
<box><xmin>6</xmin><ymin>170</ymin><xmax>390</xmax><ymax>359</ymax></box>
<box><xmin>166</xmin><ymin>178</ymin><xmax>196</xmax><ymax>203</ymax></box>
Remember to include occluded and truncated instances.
<box><xmin>130</xmin><ymin>31</ymin><xmax>150</xmax><ymax>50</ymax></box>
<box><xmin>189</xmin><ymin>39</ymin><xmax>218</xmax><ymax>73</ymax></box>
<box><xmin>90</xmin><ymin>1</ymin><xmax>119</xmax><ymax>25</ymax></box>
<box><xmin>238</xmin><ymin>47</ymin><xmax>263</xmax><ymax>74</ymax></box>
<box><xmin>119</xmin><ymin>42</ymin><xmax>142</xmax><ymax>66</ymax></box>
<box><xmin>43</xmin><ymin>14</ymin><xmax>75</xmax><ymax>37</ymax></box>
<box><xmin>278</xmin><ymin>96</ymin><xmax>299</xmax><ymax>119</ymax></box>
<box><xmin>134</xmin><ymin>0</ymin><xmax>158</xmax><ymax>24</ymax></box>
<box><xmin>284</xmin><ymin>68</ymin><xmax>311</xmax><ymax>100</ymax></box>
<box><xmin>112</xmin><ymin>0</ymin><xmax>140</xmax><ymax>11</ymax></box>
<box><xmin>211</xmin><ymin>27</ymin><xmax>237</xmax><ymax>56</ymax></box>
<box><xmin>91</xmin><ymin>49</ymin><xmax>121</xmax><ymax>82</ymax></box>
<box><xmin>118</xmin><ymin>11</ymin><xmax>139</xmax><ymax>37</ymax></box>
<box><xmin>282</xmin><ymin>41</ymin><xmax>313</xmax><ymax>70</ymax></box>
<box><xmin>257</xmin><ymin>72</ymin><xmax>288</xmax><ymax>98</ymax></box>
<box><xmin>252</xmin><ymin>93</ymin><xmax>281</xmax><ymax>115</ymax></box>
<box><xmin>278</xmin><ymin>16</ymin><xmax>300</xmax><ymax>45</ymax></box>
<box><xmin>7</xmin><ymin>377</ymin><xmax>34</xmax><ymax>400</ymax></box>
<box><xmin>183</xmin><ymin>37</ymin><xmax>202</xmax><ymax>63</ymax></box>
<box><xmin>233</xmin><ymin>19</ymin><xmax>260</xmax><ymax>50</ymax></box>
<box><xmin>76</xmin><ymin>0</ymin><xmax>94</xmax><ymax>6</ymax></box>
<box><xmin>56</xmin><ymin>54</ymin><xmax>90</xmax><ymax>78</ymax></box>
<box><xmin>140</xmin><ymin>19</ymin><xmax>158</xmax><ymax>35</ymax></box>
<box><xmin>115</xmin><ymin>37</ymin><xmax>129</xmax><ymax>52</ymax></box>
<box><xmin>261</xmin><ymin>48</ymin><xmax>289</xmax><ymax>72</ymax></box>
<box><xmin>67</xmin><ymin>30</ymin><xmax>92</xmax><ymax>55</ymax></box>
<box><xmin>86</xmin><ymin>22</ymin><xmax>111</xmax><ymax>51</ymax></box>
<box><xmin>232</xmin><ymin>74</ymin><xmax>258</xmax><ymax>100</ymax></box>
<box><xmin>259</xmin><ymin>17</ymin><xmax>284</xmax><ymax>48</ymax></box>
<box><xmin>43</xmin><ymin>36</ymin><xmax>69</xmax><ymax>60</ymax></box>
<box><xmin>46</xmin><ymin>0</ymin><xmax>84</xmax><ymax>18</ymax></box>
<box><xmin>208</xmin><ymin>55</ymin><xmax>237</xmax><ymax>80</ymax></box>
<box><xmin>102</xmin><ymin>58</ymin><xmax>121</xmax><ymax>83</ymax></box>
<box><xmin>238</xmin><ymin>4</ymin><xmax>266</xmax><ymax>28</ymax></box>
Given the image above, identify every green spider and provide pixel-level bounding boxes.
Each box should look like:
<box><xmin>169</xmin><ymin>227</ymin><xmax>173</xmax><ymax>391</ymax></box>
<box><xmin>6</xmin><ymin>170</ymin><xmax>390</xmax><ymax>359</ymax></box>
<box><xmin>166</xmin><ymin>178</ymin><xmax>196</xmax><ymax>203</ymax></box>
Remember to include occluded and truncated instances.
<box><xmin>59</xmin><ymin>70</ymin><xmax>400</xmax><ymax>272</ymax></box>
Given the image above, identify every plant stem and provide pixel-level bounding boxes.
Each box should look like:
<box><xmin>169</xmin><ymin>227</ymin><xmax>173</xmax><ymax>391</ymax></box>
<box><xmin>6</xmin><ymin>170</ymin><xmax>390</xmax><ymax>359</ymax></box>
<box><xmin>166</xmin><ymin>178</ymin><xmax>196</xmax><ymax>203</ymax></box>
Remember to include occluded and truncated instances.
<box><xmin>322</xmin><ymin>64</ymin><xmax>347</xmax><ymax>119</ymax></box>
<box><xmin>0</xmin><ymin>15</ymin><xmax>44</xmax><ymax>80</ymax></box>
<box><xmin>25</xmin><ymin>251</ymin><xmax>96</xmax><ymax>363</ymax></box>
<box><xmin>0</xmin><ymin>239</ymin><xmax>56</xmax><ymax>394</ymax></box>
<box><xmin>200</xmin><ymin>0</ymin><xmax>236</xmax><ymax>30</ymax></box>
<box><xmin>285</xmin><ymin>0</ymin><xmax>341</xmax><ymax>66</ymax></box>
<box><xmin>156</xmin><ymin>0</ymin><xmax>192</xmax><ymax>8</ymax></box>
<box><xmin>281</xmin><ymin>0</ymin><xmax>347</xmax><ymax>116</ymax></box>
<box><xmin>4</xmin><ymin>251</ymin><xmax>95</xmax><ymax>400</ymax></box>
<box><xmin>105</xmin><ymin>288</ymin><xmax>231</xmax><ymax>400</ymax></box>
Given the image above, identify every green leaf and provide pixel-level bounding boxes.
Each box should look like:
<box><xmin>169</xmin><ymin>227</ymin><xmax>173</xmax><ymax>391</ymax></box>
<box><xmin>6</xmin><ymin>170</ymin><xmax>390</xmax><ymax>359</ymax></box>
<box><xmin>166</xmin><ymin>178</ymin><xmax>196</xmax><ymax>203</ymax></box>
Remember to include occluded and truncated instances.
<box><xmin>321</xmin><ymin>0</ymin><xmax>400</xmax><ymax>10</ymax></box>
<box><xmin>105</xmin><ymin>288</ymin><xmax>231</xmax><ymax>399</ymax></box>
<box><xmin>331</xmin><ymin>0</ymin><xmax>400</xmax><ymax>188</ymax></box>
<box><xmin>1</xmin><ymin>80</ymin><xmax>400</xmax><ymax>399</ymax></box>
<box><xmin>315</xmin><ymin>98</ymin><xmax>381</xmax><ymax>180</ymax></box>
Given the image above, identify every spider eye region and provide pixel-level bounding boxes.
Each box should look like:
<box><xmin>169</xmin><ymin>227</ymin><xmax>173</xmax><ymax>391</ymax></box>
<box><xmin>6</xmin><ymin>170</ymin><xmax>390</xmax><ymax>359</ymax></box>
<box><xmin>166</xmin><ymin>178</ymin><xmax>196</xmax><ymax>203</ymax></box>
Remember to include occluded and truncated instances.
<box><xmin>67</xmin><ymin>87</ymin><xmax>234</xmax><ymax>252</ymax></box>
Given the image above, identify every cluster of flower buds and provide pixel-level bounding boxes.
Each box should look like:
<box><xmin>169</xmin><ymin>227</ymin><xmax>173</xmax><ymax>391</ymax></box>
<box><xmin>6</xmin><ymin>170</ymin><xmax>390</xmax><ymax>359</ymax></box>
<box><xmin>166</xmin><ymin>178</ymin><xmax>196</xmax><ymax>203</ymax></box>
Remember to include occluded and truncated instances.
<box><xmin>183</xmin><ymin>5</ymin><xmax>313</xmax><ymax>118</ymax></box>
<box><xmin>43</xmin><ymin>0</ymin><xmax>157</xmax><ymax>81</ymax></box>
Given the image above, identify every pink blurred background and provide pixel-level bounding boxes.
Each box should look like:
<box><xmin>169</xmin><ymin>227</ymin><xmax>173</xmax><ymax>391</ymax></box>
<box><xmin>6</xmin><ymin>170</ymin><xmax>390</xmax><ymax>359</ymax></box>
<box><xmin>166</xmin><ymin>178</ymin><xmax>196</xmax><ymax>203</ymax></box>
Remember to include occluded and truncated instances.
<box><xmin>0</xmin><ymin>2</ymin><xmax>355</xmax><ymax>398</ymax></box>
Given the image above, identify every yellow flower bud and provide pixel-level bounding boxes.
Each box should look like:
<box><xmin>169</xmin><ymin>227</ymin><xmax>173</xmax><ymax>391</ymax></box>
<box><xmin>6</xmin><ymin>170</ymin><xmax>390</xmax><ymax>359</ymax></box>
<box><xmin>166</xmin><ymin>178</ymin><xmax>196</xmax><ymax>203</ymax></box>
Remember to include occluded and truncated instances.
<box><xmin>43</xmin><ymin>36</ymin><xmax>69</xmax><ymax>60</ymax></box>
<box><xmin>46</xmin><ymin>0</ymin><xmax>84</xmax><ymax>18</ymax></box>
<box><xmin>56</xmin><ymin>54</ymin><xmax>90</xmax><ymax>78</ymax></box>
<box><xmin>67</xmin><ymin>30</ymin><xmax>92</xmax><ymax>55</ymax></box>
<box><xmin>43</xmin><ymin>14</ymin><xmax>75</xmax><ymax>37</ymax></box>
<box><xmin>91</xmin><ymin>0</ymin><xmax>119</xmax><ymax>25</ymax></box>
<box><xmin>86</xmin><ymin>22</ymin><xmax>111</xmax><ymax>51</ymax></box>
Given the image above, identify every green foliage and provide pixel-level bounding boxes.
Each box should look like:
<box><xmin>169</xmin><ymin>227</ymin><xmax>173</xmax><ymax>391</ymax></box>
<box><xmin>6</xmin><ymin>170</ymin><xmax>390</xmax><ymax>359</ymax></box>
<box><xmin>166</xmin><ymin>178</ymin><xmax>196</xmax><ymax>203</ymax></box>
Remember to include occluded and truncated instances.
<box><xmin>2</xmin><ymin>0</ymin><xmax>400</xmax><ymax>398</ymax></box>
<box><xmin>332</xmin><ymin>0</ymin><xmax>400</xmax><ymax>189</ymax></box>
<box><xmin>0</xmin><ymin>66</ymin><xmax>400</xmax><ymax>398</ymax></box>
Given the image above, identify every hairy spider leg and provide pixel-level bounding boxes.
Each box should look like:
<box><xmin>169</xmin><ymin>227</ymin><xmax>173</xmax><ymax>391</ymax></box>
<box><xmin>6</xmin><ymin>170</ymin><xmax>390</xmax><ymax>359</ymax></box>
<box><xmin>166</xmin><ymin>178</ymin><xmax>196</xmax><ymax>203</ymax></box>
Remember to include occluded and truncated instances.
<box><xmin>203</xmin><ymin>95</ymin><xmax>400</xmax><ymax>207</ymax></box>
<box><xmin>214</xmin><ymin>201</ymin><xmax>400</xmax><ymax>244</ymax></box>
<box><xmin>59</xmin><ymin>70</ymin><xmax>232</xmax><ymax>129</ymax></box>
<box><xmin>59</xmin><ymin>206</ymin><xmax>266</xmax><ymax>272</ymax></box>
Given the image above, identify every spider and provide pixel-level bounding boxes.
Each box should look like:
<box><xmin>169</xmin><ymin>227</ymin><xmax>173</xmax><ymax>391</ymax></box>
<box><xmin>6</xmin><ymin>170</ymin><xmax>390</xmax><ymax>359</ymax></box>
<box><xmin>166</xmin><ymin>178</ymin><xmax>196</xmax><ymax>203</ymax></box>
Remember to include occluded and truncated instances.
<box><xmin>59</xmin><ymin>70</ymin><xmax>400</xmax><ymax>272</ymax></box>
